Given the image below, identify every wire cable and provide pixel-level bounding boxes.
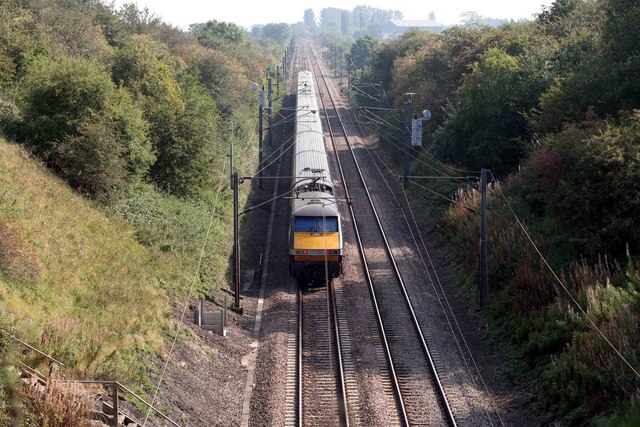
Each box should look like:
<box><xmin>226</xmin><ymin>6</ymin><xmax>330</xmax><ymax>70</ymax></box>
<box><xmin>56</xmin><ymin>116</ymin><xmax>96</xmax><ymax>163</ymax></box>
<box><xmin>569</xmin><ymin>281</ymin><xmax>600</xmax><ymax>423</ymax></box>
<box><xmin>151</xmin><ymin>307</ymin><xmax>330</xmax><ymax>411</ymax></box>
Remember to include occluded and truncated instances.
<box><xmin>142</xmin><ymin>157</ymin><xmax>229</xmax><ymax>426</ymax></box>
<box><xmin>343</xmin><ymin>85</ymin><xmax>503</xmax><ymax>425</ymax></box>
<box><xmin>489</xmin><ymin>170</ymin><xmax>640</xmax><ymax>380</ymax></box>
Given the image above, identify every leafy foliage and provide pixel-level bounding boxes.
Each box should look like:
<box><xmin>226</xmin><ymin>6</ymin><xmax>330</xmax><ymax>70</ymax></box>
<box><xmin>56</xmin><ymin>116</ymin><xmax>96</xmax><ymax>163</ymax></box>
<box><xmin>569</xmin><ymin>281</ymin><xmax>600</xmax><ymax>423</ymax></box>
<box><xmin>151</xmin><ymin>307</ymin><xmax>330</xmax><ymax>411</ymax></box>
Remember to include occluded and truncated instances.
<box><xmin>350</xmin><ymin>35</ymin><xmax>377</xmax><ymax>70</ymax></box>
<box><xmin>360</xmin><ymin>0</ymin><xmax>640</xmax><ymax>424</ymax></box>
<box><xmin>18</xmin><ymin>55</ymin><xmax>153</xmax><ymax>199</ymax></box>
<box><xmin>433</xmin><ymin>47</ymin><xmax>537</xmax><ymax>174</ymax></box>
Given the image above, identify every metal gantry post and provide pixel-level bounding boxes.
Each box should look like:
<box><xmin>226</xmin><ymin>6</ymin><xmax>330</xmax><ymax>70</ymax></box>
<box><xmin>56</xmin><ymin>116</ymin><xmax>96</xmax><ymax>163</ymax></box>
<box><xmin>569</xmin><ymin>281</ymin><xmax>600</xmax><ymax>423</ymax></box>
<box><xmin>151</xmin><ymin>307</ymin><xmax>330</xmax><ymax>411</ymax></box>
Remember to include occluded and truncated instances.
<box><xmin>232</xmin><ymin>170</ymin><xmax>242</xmax><ymax>314</ymax></box>
<box><xmin>479</xmin><ymin>168</ymin><xmax>488</xmax><ymax>308</ymax></box>
<box><xmin>276</xmin><ymin>65</ymin><xmax>280</xmax><ymax>95</ymax></box>
<box><xmin>283</xmin><ymin>52</ymin><xmax>286</xmax><ymax>81</ymax></box>
<box><xmin>258</xmin><ymin>86</ymin><xmax>265</xmax><ymax>189</ymax></box>
<box><xmin>403</xmin><ymin>98</ymin><xmax>412</xmax><ymax>188</ymax></box>
<box><xmin>268</xmin><ymin>78</ymin><xmax>273</xmax><ymax>147</ymax></box>
<box><xmin>347</xmin><ymin>55</ymin><xmax>351</xmax><ymax>85</ymax></box>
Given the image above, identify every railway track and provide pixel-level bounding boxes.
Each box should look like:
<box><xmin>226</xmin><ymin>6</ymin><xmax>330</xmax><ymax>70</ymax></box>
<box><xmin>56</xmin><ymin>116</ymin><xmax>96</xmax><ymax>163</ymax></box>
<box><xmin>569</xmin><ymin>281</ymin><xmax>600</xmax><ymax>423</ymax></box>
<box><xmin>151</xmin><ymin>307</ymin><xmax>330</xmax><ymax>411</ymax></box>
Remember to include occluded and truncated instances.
<box><xmin>282</xmin><ymin>53</ymin><xmax>351</xmax><ymax>427</ymax></box>
<box><xmin>304</xmin><ymin>42</ymin><xmax>458</xmax><ymax>426</ymax></box>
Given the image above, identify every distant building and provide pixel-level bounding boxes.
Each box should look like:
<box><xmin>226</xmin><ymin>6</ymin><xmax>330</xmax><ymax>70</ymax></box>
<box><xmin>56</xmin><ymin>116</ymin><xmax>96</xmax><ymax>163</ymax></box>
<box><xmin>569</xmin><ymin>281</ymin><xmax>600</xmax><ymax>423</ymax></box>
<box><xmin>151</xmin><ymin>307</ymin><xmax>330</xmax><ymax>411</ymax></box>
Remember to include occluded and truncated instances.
<box><xmin>382</xmin><ymin>18</ymin><xmax>444</xmax><ymax>37</ymax></box>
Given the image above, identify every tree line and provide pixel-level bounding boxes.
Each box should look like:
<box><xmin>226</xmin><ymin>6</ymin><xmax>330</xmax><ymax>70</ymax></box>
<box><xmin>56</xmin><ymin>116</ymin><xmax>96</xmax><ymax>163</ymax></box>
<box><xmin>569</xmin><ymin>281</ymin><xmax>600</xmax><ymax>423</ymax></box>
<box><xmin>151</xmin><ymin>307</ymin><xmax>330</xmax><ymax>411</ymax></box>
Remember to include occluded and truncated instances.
<box><xmin>0</xmin><ymin>0</ymin><xmax>284</xmax><ymax>202</ymax></box>
<box><xmin>346</xmin><ymin>0</ymin><xmax>640</xmax><ymax>423</ymax></box>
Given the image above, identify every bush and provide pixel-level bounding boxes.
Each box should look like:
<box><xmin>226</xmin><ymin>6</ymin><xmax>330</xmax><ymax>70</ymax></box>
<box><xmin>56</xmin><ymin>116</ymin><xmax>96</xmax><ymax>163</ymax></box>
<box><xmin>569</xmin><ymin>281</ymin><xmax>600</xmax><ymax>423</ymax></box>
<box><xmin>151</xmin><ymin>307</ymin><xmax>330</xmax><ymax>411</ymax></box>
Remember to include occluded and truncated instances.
<box><xmin>17</xmin><ymin>55</ymin><xmax>154</xmax><ymax>199</ymax></box>
<box><xmin>517</xmin><ymin>114</ymin><xmax>640</xmax><ymax>258</ymax></box>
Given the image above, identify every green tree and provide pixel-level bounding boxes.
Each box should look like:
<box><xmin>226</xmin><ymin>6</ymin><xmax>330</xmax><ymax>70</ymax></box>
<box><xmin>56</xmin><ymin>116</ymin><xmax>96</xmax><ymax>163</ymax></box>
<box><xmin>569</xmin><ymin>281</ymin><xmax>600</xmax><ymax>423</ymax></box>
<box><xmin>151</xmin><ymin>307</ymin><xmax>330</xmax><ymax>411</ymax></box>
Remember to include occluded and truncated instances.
<box><xmin>320</xmin><ymin>8</ymin><xmax>343</xmax><ymax>31</ymax></box>
<box><xmin>303</xmin><ymin>8</ymin><xmax>316</xmax><ymax>27</ymax></box>
<box><xmin>434</xmin><ymin>48</ymin><xmax>535</xmax><ymax>174</ymax></box>
<box><xmin>190</xmin><ymin>20</ymin><xmax>246</xmax><ymax>51</ymax></box>
<box><xmin>341</xmin><ymin>11</ymin><xmax>351</xmax><ymax>34</ymax></box>
<box><xmin>261</xmin><ymin>23</ymin><xmax>291</xmax><ymax>46</ymax></box>
<box><xmin>112</xmin><ymin>35</ymin><xmax>219</xmax><ymax>197</ymax></box>
<box><xmin>18</xmin><ymin>55</ymin><xmax>153</xmax><ymax>199</ymax></box>
<box><xmin>600</xmin><ymin>0</ymin><xmax>640</xmax><ymax>111</ymax></box>
<box><xmin>350</xmin><ymin>35</ymin><xmax>377</xmax><ymax>69</ymax></box>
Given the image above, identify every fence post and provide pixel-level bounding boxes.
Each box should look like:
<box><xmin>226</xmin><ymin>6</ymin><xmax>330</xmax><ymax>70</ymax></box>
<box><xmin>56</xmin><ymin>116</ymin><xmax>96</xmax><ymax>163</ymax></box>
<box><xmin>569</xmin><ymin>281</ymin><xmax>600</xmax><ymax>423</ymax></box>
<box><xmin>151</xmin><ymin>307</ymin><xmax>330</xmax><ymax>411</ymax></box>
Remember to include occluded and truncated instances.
<box><xmin>112</xmin><ymin>383</ymin><xmax>119</xmax><ymax>427</ymax></box>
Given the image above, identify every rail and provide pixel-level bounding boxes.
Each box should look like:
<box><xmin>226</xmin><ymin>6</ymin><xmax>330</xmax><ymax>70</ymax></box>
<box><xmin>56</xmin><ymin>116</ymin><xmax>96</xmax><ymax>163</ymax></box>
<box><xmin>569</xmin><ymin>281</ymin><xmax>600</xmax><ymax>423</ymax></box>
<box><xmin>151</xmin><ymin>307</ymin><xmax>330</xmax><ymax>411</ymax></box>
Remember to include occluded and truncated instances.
<box><xmin>309</xmin><ymin>44</ymin><xmax>457</xmax><ymax>426</ymax></box>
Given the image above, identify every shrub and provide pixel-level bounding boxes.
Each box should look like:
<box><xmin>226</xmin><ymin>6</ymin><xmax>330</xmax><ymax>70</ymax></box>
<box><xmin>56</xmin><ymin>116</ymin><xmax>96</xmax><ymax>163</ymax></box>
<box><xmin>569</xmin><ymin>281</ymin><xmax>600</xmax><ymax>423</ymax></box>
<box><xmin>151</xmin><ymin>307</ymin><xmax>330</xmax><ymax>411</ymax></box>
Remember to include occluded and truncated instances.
<box><xmin>518</xmin><ymin>115</ymin><xmax>640</xmax><ymax>258</ymax></box>
<box><xmin>18</xmin><ymin>55</ymin><xmax>154</xmax><ymax>199</ymax></box>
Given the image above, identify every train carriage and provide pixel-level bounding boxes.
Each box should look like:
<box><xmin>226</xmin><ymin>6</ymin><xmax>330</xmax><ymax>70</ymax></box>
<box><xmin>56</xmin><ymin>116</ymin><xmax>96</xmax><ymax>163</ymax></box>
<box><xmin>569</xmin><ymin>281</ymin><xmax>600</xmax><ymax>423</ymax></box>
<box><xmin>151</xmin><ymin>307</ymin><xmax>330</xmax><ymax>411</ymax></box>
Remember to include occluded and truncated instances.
<box><xmin>289</xmin><ymin>70</ymin><xmax>343</xmax><ymax>283</ymax></box>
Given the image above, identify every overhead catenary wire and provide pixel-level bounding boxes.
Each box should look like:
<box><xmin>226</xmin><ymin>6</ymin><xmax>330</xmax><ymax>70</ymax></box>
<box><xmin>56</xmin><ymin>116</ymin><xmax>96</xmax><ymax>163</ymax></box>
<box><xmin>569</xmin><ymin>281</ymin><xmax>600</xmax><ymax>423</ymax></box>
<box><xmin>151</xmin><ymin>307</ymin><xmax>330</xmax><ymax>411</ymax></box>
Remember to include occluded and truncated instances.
<box><xmin>357</xmin><ymin>103</ymin><xmax>480</xmax><ymax>177</ymax></box>
<box><xmin>342</xmin><ymin>89</ymin><xmax>502</xmax><ymax>425</ymax></box>
<box><xmin>399</xmin><ymin>186</ymin><xmax>504</xmax><ymax>427</ymax></box>
<box><xmin>358</xmin><ymin>109</ymin><xmax>471</xmax><ymax>185</ymax></box>
<box><xmin>142</xmin><ymin>156</ymin><xmax>229</xmax><ymax>426</ymax></box>
<box><xmin>358</xmin><ymin>108</ymin><xmax>473</xmax><ymax>177</ymax></box>
<box><xmin>489</xmin><ymin>170</ymin><xmax>640</xmax><ymax>381</ymax></box>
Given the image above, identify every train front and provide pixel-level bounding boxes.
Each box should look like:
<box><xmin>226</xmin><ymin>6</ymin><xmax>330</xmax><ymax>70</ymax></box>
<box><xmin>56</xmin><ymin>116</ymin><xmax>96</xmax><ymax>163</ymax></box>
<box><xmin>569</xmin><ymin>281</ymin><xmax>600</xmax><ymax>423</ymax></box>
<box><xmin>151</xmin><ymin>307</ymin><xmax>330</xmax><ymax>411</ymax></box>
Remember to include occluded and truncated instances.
<box><xmin>290</xmin><ymin>188</ymin><xmax>343</xmax><ymax>282</ymax></box>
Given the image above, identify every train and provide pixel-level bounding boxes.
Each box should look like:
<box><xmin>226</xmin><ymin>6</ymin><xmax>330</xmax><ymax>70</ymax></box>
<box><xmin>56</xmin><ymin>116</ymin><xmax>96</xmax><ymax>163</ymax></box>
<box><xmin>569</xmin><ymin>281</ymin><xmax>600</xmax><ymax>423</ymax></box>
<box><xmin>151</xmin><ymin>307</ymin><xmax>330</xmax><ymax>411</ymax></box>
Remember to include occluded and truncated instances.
<box><xmin>289</xmin><ymin>70</ymin><xmax>343</xmax><ymax>284</ymax></box>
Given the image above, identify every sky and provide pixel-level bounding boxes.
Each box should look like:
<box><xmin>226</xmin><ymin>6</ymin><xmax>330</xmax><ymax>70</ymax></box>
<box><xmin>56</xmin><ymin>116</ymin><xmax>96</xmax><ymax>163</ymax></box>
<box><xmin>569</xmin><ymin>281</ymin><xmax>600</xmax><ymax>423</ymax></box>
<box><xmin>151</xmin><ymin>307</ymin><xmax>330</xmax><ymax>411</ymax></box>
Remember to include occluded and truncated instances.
<box><xmin>111</xmin><ymin>0</ymin><xmax>555</xmax><ymax>30</ymax></box>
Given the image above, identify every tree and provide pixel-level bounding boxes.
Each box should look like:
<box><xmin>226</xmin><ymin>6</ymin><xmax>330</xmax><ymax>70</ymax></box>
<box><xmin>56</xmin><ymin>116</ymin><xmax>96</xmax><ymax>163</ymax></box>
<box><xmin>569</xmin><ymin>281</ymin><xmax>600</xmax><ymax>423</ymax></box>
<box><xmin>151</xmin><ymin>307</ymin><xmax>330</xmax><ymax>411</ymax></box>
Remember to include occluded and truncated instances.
<box><xmin>340</xmin><ymin>11</ymin><xmax>350</xmax><ymax>34</ymax></box>
<box><xmin>262</xmin><ymin>23</ymin><xmax>291</xmax><ymax>46</ymax></box>
<box><xmin>320</xmin><ymin>8</ymin><xmax>343</xmax><ymax>31</ymax></box>
<box><xmin>303</xmin><ymin>8</ymin><xmax>316</xmax><ymax>27</ymax></box>
<box><xmin>434</xmin><ymin>48</ymin><xmax>536</xmax><ymax>174</ymax></box>
<box><xmin>600</xmin><ymin>0</ymin><xmax>640</xmax><ymax>111</ymax></box>
<box><xmin>189</xmin><ymin>20</ymin><xmax>246</xmax><ymax>51</ymax></box>
<box><xmin>350</xmin><ymin>35</ymin><xmax>377</xmax><ymax>70</ymax></box>
<box><xmin>18</xmin><ymin>55</ymin><xmax>153</xmax><ymax>199</ymax></box>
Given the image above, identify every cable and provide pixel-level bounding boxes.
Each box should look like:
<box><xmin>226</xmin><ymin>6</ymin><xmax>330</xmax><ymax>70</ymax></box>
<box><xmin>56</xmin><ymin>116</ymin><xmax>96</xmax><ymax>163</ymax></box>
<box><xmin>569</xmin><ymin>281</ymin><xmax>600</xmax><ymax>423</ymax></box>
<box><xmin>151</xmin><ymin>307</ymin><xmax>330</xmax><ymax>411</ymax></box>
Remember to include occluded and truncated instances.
<box><xmin>357</xmin><ymin>109</ymin><xmax>471</xmax><ymax>186</ymax></box>
<box><xmin>408</xmin><ymin>179</ymin><xmax>478</xmax><ymax>213</ymax></box>
<box><xmin>358</xmin><ymin>108</ymin><xmax>468</xmax><ymax>175</ymax></box>
<box><xmin>400</xmin><ymin>186</ymin><xmax>504</xmax><ymax>427</ymax></box>
<box><xmin>343</xmin><ymin>83</ymin><xmax>503</xmax><ymax>425</ymax></box>
<box><xmin>489</xmin><ymin>170</ymin><xmax>640</xmax><ymax>381</ymax></box>
<box><xmin>142</xmin><ymin>156</ymin><xmax>229</xmax><ymax>426</ymax></box>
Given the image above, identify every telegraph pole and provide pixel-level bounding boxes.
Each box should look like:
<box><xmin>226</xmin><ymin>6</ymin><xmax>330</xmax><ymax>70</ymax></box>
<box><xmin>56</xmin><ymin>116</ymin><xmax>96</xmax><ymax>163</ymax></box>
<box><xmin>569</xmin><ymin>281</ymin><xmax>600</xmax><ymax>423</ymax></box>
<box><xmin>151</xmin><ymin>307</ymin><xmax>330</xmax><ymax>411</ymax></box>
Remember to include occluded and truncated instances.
<box><xmin>276</xmin><ymin>65</ymin><xmax>280</xmax><ymax>95</ymax></box>
<box><xmin>479</xmin><ymin>168</ymin><xmax>488</xmax><ymax>308</ymax></box>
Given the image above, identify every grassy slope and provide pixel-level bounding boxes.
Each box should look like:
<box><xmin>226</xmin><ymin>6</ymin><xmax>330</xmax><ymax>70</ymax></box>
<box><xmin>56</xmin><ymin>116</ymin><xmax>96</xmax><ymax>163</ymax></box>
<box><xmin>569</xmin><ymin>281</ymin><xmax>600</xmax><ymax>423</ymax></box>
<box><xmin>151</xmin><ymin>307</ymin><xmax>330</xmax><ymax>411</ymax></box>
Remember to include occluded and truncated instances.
<box><xmin>0</xmin><ymin>138</ymin><xmax>180</xmax><ymax>380</ymax></box>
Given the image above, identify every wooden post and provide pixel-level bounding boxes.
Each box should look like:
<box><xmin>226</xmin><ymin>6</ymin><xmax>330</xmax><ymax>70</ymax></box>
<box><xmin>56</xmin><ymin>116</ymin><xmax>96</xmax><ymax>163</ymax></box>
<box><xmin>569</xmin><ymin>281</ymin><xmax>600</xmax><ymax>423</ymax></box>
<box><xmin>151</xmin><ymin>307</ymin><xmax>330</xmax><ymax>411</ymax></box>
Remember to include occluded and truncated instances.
<box><xmin>112</xmin><ymin>383</ymin><xmax>119</xmax><ymax>427</ymax></box>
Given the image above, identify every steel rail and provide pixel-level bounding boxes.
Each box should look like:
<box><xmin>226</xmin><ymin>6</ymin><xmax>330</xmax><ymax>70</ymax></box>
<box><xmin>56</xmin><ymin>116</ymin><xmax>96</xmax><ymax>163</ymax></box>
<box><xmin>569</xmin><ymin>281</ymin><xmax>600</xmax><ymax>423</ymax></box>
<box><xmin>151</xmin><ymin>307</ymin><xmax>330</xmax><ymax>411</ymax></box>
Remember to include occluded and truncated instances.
<box><xmin>302</xmin><ymin>42</ymin><xmax>409</xmax><ymax>426</ymax></box>
<box><xmin>294</xmin><ymin>51</ymin><xmax>349</xmax><ymax>427</ymax></box>
<box><xmin>309</xmin><ymin>43</ymin><xmax>457</xmax><ymax>426</ymax></box>
<box><xmin>329</xmin><ymin>279</ymin><xmax>350</xmax><ymax>427</ymax></box>
<box><xmin>297</xmin><ymin>288</ymin><xmax>302</xmax><ymax>427</ymax></box>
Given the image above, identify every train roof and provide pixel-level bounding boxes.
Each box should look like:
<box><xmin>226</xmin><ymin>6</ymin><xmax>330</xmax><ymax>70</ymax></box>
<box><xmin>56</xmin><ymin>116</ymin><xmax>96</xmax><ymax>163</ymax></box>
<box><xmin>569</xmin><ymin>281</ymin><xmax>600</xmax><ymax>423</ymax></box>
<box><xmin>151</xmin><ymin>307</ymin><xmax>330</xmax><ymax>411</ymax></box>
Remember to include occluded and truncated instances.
<box><xmin>293</xmin><ymin>70</ymin><xmax>332</xmax><ymax>191</ymax></box>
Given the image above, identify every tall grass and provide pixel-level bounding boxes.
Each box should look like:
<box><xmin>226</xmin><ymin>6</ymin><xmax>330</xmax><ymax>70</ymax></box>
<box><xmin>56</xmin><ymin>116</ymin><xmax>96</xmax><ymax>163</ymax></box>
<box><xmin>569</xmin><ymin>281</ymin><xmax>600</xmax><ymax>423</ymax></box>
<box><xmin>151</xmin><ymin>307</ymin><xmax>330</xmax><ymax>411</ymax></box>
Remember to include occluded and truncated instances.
<box><xmin>0</xmin><ymin>139</ymin><xmax>178</xmax><ymax>382</ymax></box>
<box><xmin>441</xmin><ymin>179</ymin><xmax>640</xmax><ymax>423</ymax></box>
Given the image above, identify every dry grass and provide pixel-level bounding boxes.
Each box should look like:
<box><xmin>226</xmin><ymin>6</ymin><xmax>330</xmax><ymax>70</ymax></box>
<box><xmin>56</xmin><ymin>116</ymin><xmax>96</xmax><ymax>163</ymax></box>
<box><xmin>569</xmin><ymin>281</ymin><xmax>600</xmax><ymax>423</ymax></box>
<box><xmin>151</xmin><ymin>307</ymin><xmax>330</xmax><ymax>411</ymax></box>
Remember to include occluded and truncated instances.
<box><xmin>442</xmin><ymin>178</ymin><xmax>640</xmax><ymax>421</ymax></box>
<box><xmin>0</xmin><ymin>138</ymin><xmax>181</xmax><ymax>380</ymax></box>
<box><xmin>21</xmin><ymin>379</ymin><xmax>93</xmax><ymax>427</ymax></box>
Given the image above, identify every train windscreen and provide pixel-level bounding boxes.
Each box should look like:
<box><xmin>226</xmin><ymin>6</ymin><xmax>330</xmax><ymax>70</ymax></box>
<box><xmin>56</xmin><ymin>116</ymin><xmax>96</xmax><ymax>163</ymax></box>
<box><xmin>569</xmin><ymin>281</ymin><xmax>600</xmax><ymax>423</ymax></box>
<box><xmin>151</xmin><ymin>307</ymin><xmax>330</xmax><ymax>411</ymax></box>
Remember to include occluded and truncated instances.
<box><xmin>295</xmin><ymin>216</ymin><xmax>338</xmax><ymax>233</ymax></box>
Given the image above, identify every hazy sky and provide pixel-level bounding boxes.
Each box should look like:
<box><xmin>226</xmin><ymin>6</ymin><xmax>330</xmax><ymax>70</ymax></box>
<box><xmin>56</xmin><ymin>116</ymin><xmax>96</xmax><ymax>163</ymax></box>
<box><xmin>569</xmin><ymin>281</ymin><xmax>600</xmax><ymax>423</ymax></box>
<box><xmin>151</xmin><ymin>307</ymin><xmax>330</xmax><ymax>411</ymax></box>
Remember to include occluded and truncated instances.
<box><xmin>111</xmin><ymin>0</ymin><xmax>554</xmax><ymax>30</ymax></box>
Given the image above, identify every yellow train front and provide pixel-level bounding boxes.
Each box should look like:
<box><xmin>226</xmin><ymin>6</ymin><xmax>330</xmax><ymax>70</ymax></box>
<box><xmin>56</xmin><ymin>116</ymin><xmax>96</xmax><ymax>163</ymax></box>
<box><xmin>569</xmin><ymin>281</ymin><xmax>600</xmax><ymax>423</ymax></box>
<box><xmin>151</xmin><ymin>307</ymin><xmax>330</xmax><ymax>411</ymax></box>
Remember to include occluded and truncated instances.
<box><xmin>289</xmin><ymin>70</ymin><xmax>343</xmax><ymax>284</ymax></box>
